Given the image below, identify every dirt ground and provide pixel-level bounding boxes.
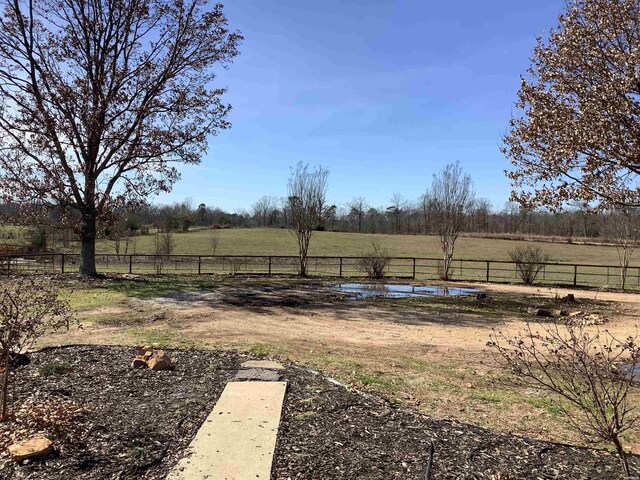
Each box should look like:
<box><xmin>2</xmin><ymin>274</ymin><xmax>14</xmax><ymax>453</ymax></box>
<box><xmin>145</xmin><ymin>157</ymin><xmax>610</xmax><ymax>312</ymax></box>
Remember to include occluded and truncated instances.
<box><xmin>42</xmin><ymin>276</ymin><xmax>640</xmax><ymax>452</ymax></box>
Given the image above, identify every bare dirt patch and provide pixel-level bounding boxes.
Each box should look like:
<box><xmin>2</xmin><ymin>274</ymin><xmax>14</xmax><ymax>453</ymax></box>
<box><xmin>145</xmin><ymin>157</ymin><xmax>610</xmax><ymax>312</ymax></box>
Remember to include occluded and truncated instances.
<box><xmin>44</xmin><ymin>277</ymin><xmax>640</xmax><ymax>450</ymax></box>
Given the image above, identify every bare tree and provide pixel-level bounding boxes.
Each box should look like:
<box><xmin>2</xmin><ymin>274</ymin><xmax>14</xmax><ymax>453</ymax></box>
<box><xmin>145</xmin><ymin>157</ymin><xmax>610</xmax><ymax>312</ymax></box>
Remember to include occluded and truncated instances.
<box><xmin>348</xmin><ymin>197</ymin><xmax>368</xmax><ymax>233</ymax></box>
<box><xmin>0</xmin><ymin>0</ymin><xmax>242</xmax><ymax>275</ymax></box>
<box><xmin>428</xmin><ymin>162</ymin><xmax>474</xmax><ymax>280</ymax></box>
<box><xmin>252</xmin><ymin>196</ymin><xmax>275</xmax><ymax>227</ymax></box>
<box><xmin>287</xmin><ymin>162</ymin><xmax>329</xmax><ymax>276</ymax></box>
<box><xmin>153</xmin><ymin>230</ymin><xmax>175</xmax><ymax>274</ymax></box>
<box><xmin>472</xmin><ymin>198</ymin><xmax>492</xmax><ymax>233</ymax></box>
<box><xmin>419</xmin><ymin>192</ymin><xmax>433</xmax><ymax>234</ymax></box>
<box><xmin>607</xmin><ymin>209</ymin><xmax>640</xmax><ymax>291</ymax></box>
<box><xmin>177</xmin><ymin>199</ymin><xmax>195</xmax><ymax>232</ymax></box>
<box><xmin>489</xmin><ymin>322</ymin><xmax>640</xmax><ymax>477</ymax></box>
<box><xmin>107</xmin><ymin>215</ymin><xmax>135</xmax><ymax>259</ymax></box>
<box><xmin>570</xmin><ymin>201</ymin><xmax>593</xmax><ymax>238</ymax></box>
<box><xmin>503</xmin><ymin>0</ymin><xmax>640</xmax><ymax>210</ymax></box>
<box><xmin>0</xmin><ymin>277</ymin><xmax>72</xmax><ymax>420</ymax></box>
<box><xmin>387</xmin><ymin>194</ymin><xmax>404</xmax><ymax>234</ymax></box>
<box><xmin>209</xmin><ymin>232</ymin><xmax>220</xmax><ymax>256</ymax></box>
<box><xmin>279</xmin><ymin>197</ymin><xmax>290</xmax><ymax>228</ymax></box>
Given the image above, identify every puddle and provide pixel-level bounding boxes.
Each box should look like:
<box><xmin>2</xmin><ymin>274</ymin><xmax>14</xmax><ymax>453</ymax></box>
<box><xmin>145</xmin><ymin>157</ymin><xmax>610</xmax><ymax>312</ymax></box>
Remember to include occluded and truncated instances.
<box><xmin>333</xmin><ymin>283</ymin><xmax>480</xmax><ymax>299</ymax></box>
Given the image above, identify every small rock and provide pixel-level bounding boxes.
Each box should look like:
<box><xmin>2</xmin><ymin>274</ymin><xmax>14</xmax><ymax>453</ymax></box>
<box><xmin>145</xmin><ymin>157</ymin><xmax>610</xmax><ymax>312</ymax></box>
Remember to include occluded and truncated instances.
<box><xmin>552</xmin><ymin>309</ymin><xmax>569</xmax><ymax>317</ymax></box>
<box><xmin>8</xmin><ymin>437</ymin><xmax>53</xmax><ymax>462</ymax></box>
<box><xmin>528</xmin><ymin>307</ymin><xmax>552</xmax><ymax>317</ymax></box>
<box><xmin>147</xmin><ymin>350</ymin><xmax>174</xmax><ymax>371</ymax></box>
<box><xmin>131</xmin><ymin>348</ymin><xmax>174</xmax><ymax>370</ymax></box>
<box><xmin>131</xmin><ymin>356</ymin><xmax>147</xmax><ymax>369</ymax></box>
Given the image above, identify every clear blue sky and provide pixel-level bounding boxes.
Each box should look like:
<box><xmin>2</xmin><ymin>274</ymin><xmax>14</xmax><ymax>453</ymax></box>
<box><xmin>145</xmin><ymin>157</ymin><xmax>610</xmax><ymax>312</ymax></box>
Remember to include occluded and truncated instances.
<box><xmin>156</xmin><ymin>0</ymin><xmax>565</xmax><ymax>212</ymax></box>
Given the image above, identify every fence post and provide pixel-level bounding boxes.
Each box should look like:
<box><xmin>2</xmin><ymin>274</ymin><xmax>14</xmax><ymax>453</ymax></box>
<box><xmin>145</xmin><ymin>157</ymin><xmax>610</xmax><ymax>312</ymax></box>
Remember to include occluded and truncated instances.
<box><xmin>486</xmin><ymin>261</ymin><xmax>490</xmax><ymax>282</ymax></box>
<box><xmin>268</xmin><ymin>256</ymin><xmax>272</xmax><ymax>276</ymax></box>
<box><xmin>412</xmin><ymin>258</ymin><xmax>416</xmax><ymax>279</ymax></box>
<box><xmin>6</xmin><ymin>256</ymin><xmax>10</xmax><ymax>273</ymax></box>
<box><xmin>61</xmin><ymin>253</ymin><xmax>65</xmax><ymax>274</ymax></box>
<box><xmin>198</xmin><ymin>256</ymin><xmax>202</xmax><ymax>275</ymax></box>
<box><xmin>573</xmin><ymin>265</ymin><xmax>578</xmax><ymax>287</ymax></box>
<box><xmin>129</xmin><ymin>255</ymin><xmax>133</xmax><ymax>274</ymax></box>
<box><xmin>339</xmin><ymin>257</ymin><xmax>343</xmax><ymax>278</ymax></box>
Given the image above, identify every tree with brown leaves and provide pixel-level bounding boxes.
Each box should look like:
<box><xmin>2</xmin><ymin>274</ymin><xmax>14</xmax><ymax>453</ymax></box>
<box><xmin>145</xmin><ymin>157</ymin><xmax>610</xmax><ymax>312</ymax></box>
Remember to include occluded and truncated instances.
<box><xmin>0</xmin><ymin>0</ymin><xmax>242</xmax><ymax>275</ymax></box>
<box><xmin>503</xmin><ymin>0</ymin><xmax>640</xmax><ymax>211</ymax></box>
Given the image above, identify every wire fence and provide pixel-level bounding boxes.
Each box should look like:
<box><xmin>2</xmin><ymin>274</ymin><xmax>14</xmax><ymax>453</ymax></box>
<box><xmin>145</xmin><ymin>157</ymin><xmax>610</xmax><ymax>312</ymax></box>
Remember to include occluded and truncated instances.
<box><xmin>0</xmin><ymin>253</ymin><xmax>638</xmax><ymax>290</ymax></box>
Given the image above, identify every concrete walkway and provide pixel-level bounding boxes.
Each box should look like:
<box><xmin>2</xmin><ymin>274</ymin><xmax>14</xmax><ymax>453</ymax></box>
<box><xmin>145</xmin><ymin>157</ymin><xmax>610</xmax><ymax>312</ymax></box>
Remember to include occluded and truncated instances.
<box><xmin>167</xmin><ymin>381</ymin><xmax>287</xmax><ymax>480</ymax></box>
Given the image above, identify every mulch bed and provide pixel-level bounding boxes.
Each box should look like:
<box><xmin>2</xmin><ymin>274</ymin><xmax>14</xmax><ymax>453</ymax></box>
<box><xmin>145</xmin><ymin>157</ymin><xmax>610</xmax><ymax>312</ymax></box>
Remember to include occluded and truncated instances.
<box><xmin>0</xmin><ymin>345</ymin><xmax>637</xmax><ymax>479</ymax></box>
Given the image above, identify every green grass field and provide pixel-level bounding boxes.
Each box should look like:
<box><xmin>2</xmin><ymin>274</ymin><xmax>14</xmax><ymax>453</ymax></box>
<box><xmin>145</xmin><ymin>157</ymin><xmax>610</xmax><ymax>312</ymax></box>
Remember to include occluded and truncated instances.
<box><xmin>94</xmin><ymin>228</ymin><xmax>630</xmax><ymax>266</ymax></box>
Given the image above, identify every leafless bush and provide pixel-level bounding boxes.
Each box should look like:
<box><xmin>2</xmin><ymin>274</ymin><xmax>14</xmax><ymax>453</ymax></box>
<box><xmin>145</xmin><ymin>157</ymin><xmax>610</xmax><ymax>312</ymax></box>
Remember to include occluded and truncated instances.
<box><xmin>210</xmin><ymin>233</ymin><xmax>220</xmax><ymax>256</ymax></box>
<box><xmin>153</xmin><ymin>231</ymin><xmax>175</xmax><ymax>274</ymax></box>
<box><xmin>509</xmin><ymin>245</ymin><xmax>550</xmax><ymax>285</ymax></box>
<box><xmin>0</xmin><ymin>277</ymin><xmax>73</xmax><ymax>420</ymax></box>
<box><xmin>606</xmin><ymin>209</ymin><xmax>640</xmax><ymax>291</ymax></box>
<box><xmin>488</xmin><ymin>322</ymin><xmax>640</xmax><ymax>477</ymax></box>
<box><xmin>358</xmin><ymin>243</ymin><xmax>389</xmax><ymax>279</ymax></box>
<box><xmin>229</xmin><ymin>258</ymin><xmax>247</xmax><ymax>274</ymax></box>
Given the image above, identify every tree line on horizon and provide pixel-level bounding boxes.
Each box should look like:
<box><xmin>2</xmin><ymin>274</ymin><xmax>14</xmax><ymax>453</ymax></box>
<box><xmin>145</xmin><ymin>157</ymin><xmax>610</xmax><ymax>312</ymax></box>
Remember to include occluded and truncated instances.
<box><xmin>4</xmin><ymin>190</ymin><xmax>635</xmax><ymax>253</ymax></box>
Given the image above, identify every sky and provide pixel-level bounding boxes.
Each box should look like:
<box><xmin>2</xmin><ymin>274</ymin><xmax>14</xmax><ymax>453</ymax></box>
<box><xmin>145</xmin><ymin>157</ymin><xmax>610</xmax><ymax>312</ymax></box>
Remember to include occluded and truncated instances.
<box><xmin>156</xmin><ymin>0</ymin><xmax>566</xmax><ymax>212</ymax></box>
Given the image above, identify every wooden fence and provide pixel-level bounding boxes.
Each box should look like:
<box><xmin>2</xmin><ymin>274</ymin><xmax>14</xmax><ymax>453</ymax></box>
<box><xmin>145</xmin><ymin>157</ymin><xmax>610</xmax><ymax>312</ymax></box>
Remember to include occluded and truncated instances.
<box><xmin>0</xmin><ymin>253</ymin><xmax>639</xmax><ymax>291</ymax></box>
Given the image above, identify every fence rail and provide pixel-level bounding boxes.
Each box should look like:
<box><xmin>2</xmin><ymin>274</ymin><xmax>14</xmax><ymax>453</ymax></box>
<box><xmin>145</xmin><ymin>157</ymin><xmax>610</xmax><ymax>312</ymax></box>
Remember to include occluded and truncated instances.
<box><xmin>0</xmin><ymin>253</ymin><xmax>639</xmax><ymax>291</ymax></box>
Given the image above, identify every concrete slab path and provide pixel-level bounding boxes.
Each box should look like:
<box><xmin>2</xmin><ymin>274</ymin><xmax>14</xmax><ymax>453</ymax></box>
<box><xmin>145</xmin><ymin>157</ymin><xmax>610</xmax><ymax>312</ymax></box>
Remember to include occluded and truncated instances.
<box><xmin>167</xmin><ymin>381</ymin><xmax>287</xmax><ymax>480</ymax></box>
<box><xmin>240</xmin><ymin>360</ymin><xmax>284</xmax><ymax>370</ymax></box>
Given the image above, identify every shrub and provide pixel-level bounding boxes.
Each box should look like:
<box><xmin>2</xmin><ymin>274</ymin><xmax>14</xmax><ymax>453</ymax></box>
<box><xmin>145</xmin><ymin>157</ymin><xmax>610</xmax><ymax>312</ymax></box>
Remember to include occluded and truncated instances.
<box><xmin>0</xmin><ymin>277</ymin><xmax>73</xmax><ymax>420</ymax></box>
<box><xmin>508</xmin><ymin>245</ymin><xmax>550</xmax><ymax>285</ymax></box>
<box><xmin>488</xmin><ymin>323</ymin><xmax>640</xmax><ymax>477</ymax></box>
<box><xmin>153</xmin><ymin>231</ymin><xmax>175</xmax><ymax>274</ymax></box>
<box><xmin>358</xmin><ymin>243</ymin><xmax>389</xmax><ymax>279</ymax></box>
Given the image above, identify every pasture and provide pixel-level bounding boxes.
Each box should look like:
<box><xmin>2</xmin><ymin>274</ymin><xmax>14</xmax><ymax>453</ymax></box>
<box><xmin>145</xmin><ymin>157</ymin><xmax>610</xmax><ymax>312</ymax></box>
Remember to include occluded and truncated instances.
<box><xmin>91</xmin><ymin>227</ymin><xmax>632</xmax><ymax>265</ymax></box>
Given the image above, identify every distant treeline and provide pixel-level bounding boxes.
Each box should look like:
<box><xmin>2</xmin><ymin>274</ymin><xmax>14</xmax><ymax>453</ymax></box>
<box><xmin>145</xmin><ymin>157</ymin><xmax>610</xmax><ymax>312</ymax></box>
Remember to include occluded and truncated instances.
<box><xmin>0</xmin><ymin>196</ymin><xmax>628</xmax><ymax>251</ymax></box>
<box><xmin>114</xmin><ymin>196</ymin><xmax>613</xmax><ymax>239</ymax></box>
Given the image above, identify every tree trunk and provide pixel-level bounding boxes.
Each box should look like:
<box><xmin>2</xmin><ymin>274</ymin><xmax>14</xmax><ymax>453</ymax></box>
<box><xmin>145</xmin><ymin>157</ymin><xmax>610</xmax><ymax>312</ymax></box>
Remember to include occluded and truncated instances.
<box><xmin>297</xmin><ymin>230</ymin><xmax>310</xmax><ymax>277</ymax></box>
<box><xmin>80</xmin><ymin>208</ymin><xmax>98</xmax><ymax>276</ymax></box>
<box><xmin>612</xmin><ymin>434</ymin><xmax>630</xmax><ymax>478</ymax></box>
<box><xmin>1</xmin><ymin>351</ymin><xmax>9</xmax><ymax>420</ymax></box>
<box><xmin>443</xmin><ymin>254</ymin><xmax>452</xmax><ymax>281</ymax></box>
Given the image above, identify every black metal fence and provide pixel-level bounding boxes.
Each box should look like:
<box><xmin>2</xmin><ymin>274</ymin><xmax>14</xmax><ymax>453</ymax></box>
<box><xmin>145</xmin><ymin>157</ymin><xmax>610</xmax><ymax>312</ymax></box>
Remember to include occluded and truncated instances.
<box><xmin>0</xmin><ymin>253</ymin><xmax>639</xmax><ymax>290</ymax></box>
